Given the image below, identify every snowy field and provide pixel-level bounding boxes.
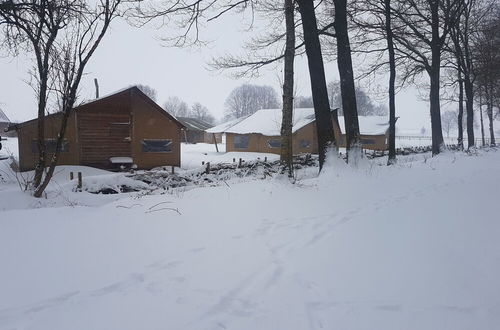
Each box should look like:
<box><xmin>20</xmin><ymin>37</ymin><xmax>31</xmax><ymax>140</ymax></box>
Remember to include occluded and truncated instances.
<box><xmin>0</xmin><ymin>140</ymin><xmax>499</xmax><ymax>330</ymax></box>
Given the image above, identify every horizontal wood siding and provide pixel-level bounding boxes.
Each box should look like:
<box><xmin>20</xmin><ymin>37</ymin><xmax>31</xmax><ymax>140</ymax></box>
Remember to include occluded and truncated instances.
<box><xmin>78</xmin><ymin>113</ymin><xmax>131</xmax><ymax>168</ymax></box>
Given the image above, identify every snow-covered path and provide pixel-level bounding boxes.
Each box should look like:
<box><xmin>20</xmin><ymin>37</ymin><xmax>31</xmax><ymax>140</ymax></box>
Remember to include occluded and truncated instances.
<box><xmin>0</xmin><ymin>151</ymin><xmax>499</xmax><ymax>330</ymax></box>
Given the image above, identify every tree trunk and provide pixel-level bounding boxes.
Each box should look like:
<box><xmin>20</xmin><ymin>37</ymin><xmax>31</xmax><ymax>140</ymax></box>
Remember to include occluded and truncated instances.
<box><xmin>385</xmin><ymin>0</ymin><xmax>396</xmax><ymax>165</ymax></box>
<box><xmin>297</xmin><ymin>0</ymin><xmax>335</xmax><ymax>171</ymax></box>
<box><xmin>429</xmin><ymin>62</ymin><xmax>444</xmax><ymax>154</ymax></box>
<box><xmin>33</xmin><ymin>79</ymin><xmax>47</xmax><ymax>188</ymax></box>
<box><xmin>280</xmin><ymin>0</ymin><xmax>295</xmax><ymax>177</ymax></box>
<box><xmin>333</xmin><ymin>0</ymin><xmax>360</xmax><ymax>158</ymax></box>
<box><xmin>429</xmin><ymin>2</ymin><xmax>444</xmax><ymax>155</ymax></box>
<box><xmin>487</xmin><ymin>88</ymin><xmax>496</xmax><ymax>146</ymax></box>
<box><xmin>479</xmin><ymin>100</ymin><xmax>485</xmax><ymax>147</ymax></box>
<box><xmin>464</xmin><ymin>77</ymin><xmax>475</xmax><ymax>148</ymax></box>
<box><xmin>457</xmin><ymin>71</ymin><xmax>464</xmax><ymax>149</ymax></box>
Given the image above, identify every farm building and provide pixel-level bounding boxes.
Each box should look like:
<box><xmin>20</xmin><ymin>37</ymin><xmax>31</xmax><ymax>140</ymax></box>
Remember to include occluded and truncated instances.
<box><xmin>0</xmin><ymin>108</ymin><xmax>15</xmax><ymax>137</ymax></box>
<box><xmin>211</xmin><ymin>108</ymin><xmax>391</xmax><ymax>154</ymax></box>
<box><xmin>8</xmin><ymin>86</ymin><xmax>184</xmax><ymax>171</ymax></box>
<box><xmin>176</xmin><ymin>117</ymin><xmax>219</xmax><ymax>144</ymax></box>
<box><xmin>205</xmin><ymin>117</ymin><xmax>247</xmax><ymax>145</ymax></box>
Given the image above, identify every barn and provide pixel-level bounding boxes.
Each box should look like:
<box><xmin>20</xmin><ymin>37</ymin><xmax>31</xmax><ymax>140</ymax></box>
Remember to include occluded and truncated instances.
<box><xmin>214</xmin><ymin>108</ymin><xmax>391</xmax><ymax>155</ymax></box>
<box><xmin>8</xmin><ymin>86</ymin><xmax>184</xmax><ymax>171</ymax></box>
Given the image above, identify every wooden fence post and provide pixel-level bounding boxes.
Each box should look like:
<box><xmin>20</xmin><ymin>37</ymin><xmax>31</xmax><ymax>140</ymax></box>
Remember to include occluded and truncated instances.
<box><xmin>206</xmin><ymin>162</ymin><xmax>210</xmax><ymax>174</ymax></box>
<box><xmin>70</xmin><ymin>172</ymin><xmax>74</xmax><ymax>180</ymax></box>
<box><xmin>77</xmin><ymin>172</ymin><xmax>82</xmax><ymax>191</ymax></box>
<box><xmin>238</xmin><ymin>158</ymin><xmax>242</xmax><ymax>167</ymax></box>
<box><xmin>171</xmin><ymin>166</ymin><xmax>175</xmax><ymax>174</ymax></box>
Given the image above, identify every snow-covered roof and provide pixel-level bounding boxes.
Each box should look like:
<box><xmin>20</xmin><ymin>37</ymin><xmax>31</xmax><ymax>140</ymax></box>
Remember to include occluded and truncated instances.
<box><xmin>223</xmin><ymin>108</ymin><xmax>317</xmax><ymax>135</ymax></box>
<box><xmin>337</xmin><ymin>115</ymin><xmax>390</xmax><ymax>135</ymax></box>
<box><xmin>0</xmin><ymin>108</ymin><xmax>10</xmax><ymax>123</ymax></box>
<box><xmin>176</xmin><ymin>117</ymin><xmax>213</xmax><ymax>131</ymax></box>
<box><xmin>212</xmin><ymin>108</ymin><xmax>390</xmax><ymax>136</ymax></box>
<box><xmin>206</xmin><ymin>116</ymin><xmax>248</xmax><ymax>134</ymax></box>
<box><xmin>218</xmin><ymin>108</ymin><xmax>389</xmax><ymax>136</ymax></box>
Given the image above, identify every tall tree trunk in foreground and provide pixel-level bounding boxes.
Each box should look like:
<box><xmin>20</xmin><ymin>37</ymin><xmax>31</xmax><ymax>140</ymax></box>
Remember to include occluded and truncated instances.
<box><xmin>385</xmin><ymin>0</ymin><xmax>397</xmax><ymax>164</ymax></box>
<box><xmin>428</xmin><ymin>1</ymin><xmax>444</xmax><ymax>154</ymax></box>
<box><xmin>280</xmin><ymin>0</ymin><xmax>295</xmax><ymax>177</ymax></box>
<box><xmin>333</xmin><ymin>0</ymin><xmax>360</xmax><ymax>159</ymax></box>
<box><xmin>297</xmin><ymin>0</ymin><xmax>335</xmax><ymax>171</ymax></box>
<box><xmin>457</xmin><ymin>70</ymin><xmax>464</xmax><ymax>149</ymax></box>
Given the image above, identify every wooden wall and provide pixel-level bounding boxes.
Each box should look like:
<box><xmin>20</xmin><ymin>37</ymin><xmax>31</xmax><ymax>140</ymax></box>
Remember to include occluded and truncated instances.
<box><xmin>15</xmin><ymin>87</ymin><xmax>182</xmax><ymax>171</ymax></box>
<box><xmin>16</xmin><ymin>112</ymin><xmax>79</xmax><ymax>171</ymax></box>
<box><xmin>131</xmin><ymin>90</ymin><xmax>181</xmax><ymax>169</ymax></box>
<box><xmin>225</xmin><ymin>119</ymin><xmax>388</xmax><ymax>154</ymax></box>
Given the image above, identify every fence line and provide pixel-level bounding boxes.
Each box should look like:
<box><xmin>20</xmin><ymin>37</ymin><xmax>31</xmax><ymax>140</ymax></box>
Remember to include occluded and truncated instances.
<box><xmin>396</xmin><ymin>135</ymin><xmax>492</xmax><ymax>146</ymax></box>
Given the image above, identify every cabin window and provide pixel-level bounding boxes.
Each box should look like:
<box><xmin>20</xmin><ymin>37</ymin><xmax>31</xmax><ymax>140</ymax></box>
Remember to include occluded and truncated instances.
<box><xmin>31</xmin><ymin>139</ymin><xmax>69</xmax><ymax>153</ymax></box>
<box><xmin>234</xmin><ymin>135</ymin><xmax>250</xmax><ymax>149</ymax></box>
<box><xmin>267</xmin><ymin>139</ymin><xmax>282</xmax><ymax>148</ymax></box>
<box><xmin>360</xmin><ymin>138</ymin><xmax>376</xmax><ymax>145</ymax></box>
<box><xmin>299</xmin><ymin>140</ymin><xmax>311</xmax><ymax>148</ymax></box>
<box><xmin>141</xmin><ymin>139</ymin><xmax>172</xmax><ymax>152</ymax></box>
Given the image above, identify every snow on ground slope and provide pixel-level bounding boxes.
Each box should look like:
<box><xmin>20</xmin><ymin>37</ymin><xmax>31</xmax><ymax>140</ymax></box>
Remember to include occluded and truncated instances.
<box><xmin>181</xmin><ymin>143</ymin><xmax>279</xmax><ymax>169</ymax></box>
<box><xmin>0</xmin><ymin>150</ymin><xmax>499</xmax><ymax>330</ymax></box>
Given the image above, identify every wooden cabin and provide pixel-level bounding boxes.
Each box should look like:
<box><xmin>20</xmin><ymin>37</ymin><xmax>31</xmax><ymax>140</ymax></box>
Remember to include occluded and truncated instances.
<box><xmin>8</xmin><ymin>86</ymin><xmax>184</xmax><ymax>171</ymax></box>
<box><xmin>214</xmin><ymin>108</ymin><xmax>391</xmax><ymax>155</ymax></box>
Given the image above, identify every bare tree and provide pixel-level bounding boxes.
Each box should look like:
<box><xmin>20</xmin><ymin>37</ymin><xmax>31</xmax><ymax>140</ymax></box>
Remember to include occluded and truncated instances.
<box><xmin>135</xmin><ymin>84</ymin><xmax>158</xmax><ymax>101</ymax></box>
<box><xmin>389</xmin><ymin>0</ymin><xmax>463</xmax><ymax>155</ymax></box>
<box><xmin>163</xmin><ymin>96</ymin><xmax>189</xmax><ymax>117</ymax></box>
<box><xmin>224</xmin><ymin>84</ymin><xmax>280</xmax><ymax>119</ymax></box>
<box><xmin>189</xmin><ymin>102</ymin><xmax>215</xmax><ymax>124</ymax></box>
<box><xmin>294</xmin><ymin>95</ymin><xmax>314</xmax><ymax>108</ymax></box>
<box><xmin>474</xmin><ymin>3</ymin><xmax>499</xmax><ymax>146</ymax></box>
<box><xmin>327</xmin><ymin>81</ymin><xmax>387</xmax><ymax>116</ymax></box>
<box><xmin>34</xmin><ymin>0</ymin><xmax>124</xmax><ymax>198</ymax></box>
<box><xmin>441</xmin><ymin>110</ymin><xmax>458</xmax><ymax>137</ymax></box>
<box><xmin>0</xmin><ymin>0</ymin><xmax>78</xmax><ymax>187</ymax></box>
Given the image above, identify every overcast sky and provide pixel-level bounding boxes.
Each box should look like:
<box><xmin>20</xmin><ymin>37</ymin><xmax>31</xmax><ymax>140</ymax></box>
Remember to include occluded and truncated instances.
<box><xmin>0</xmin><ymin>12</ymin><xmax>432</xmax><ymax>131</ymax></box>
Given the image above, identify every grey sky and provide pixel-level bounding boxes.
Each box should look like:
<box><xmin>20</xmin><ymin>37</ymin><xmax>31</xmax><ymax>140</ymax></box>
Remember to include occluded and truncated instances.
<box><xmin>0</xmin><ymin>13</ymin><xmax>431</xmax><ymax>131</ymax></box>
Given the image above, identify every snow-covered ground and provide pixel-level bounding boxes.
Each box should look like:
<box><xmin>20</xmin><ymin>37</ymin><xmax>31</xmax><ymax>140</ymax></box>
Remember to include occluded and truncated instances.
<box><xmin>181</xmin><ymin>143</ymin><xmax>279</xmax><ymax>169</ymax></box>
<box><xmin>0</xmin><ymin>143</ymin><xmax>499</xmax><ymax>330</ymax></box>
<box><xmin>0</xmin><ymin>137</ymin><xmax>18</xmax><ymax>160</ymax></box>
